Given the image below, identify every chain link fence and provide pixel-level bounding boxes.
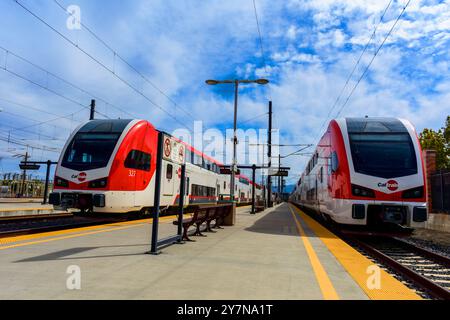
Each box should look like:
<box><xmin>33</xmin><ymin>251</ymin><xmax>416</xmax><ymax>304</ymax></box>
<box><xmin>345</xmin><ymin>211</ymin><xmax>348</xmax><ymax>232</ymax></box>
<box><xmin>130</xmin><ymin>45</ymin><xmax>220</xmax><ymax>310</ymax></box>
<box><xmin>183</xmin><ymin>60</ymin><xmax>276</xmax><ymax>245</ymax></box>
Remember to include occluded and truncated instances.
<box><xmin>431</xmin><ymin>170</ymin><xmax>450</xmax><ymax>214</ymax></box>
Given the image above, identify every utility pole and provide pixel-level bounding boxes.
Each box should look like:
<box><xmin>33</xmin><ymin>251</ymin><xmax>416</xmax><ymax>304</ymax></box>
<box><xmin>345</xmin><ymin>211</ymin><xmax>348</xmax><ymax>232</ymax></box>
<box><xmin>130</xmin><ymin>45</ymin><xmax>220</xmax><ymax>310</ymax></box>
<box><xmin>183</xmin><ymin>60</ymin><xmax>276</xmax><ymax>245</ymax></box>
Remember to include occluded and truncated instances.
<box><xmin>20</xmin><ymin>151</ymin><xmax>29</xmax><ymax>197</ymax></box>
<box><xmin>89</xmin><ymin>99</ymin><xmax>96</xmax><ymax>120</ymax></box>
<box><xmin>231</xmin><ymin>80</ymin><xmax>238</xmax><ymax>203</ymax></box>
<box><xmin>278</xmin><ymin>153</ymin><xmax>281</xmax><ymax>203</ymax></box>
<box><xmin>267</xmin><ymin>101</ymin><xmax>273</xmax><ymax>207</ymax></box>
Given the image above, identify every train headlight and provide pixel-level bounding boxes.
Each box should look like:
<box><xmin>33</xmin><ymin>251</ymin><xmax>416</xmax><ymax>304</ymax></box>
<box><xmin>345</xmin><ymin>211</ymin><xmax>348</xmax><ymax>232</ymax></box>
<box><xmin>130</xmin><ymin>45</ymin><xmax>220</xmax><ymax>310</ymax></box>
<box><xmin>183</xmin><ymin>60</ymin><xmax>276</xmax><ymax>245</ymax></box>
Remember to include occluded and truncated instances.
<box><xmin>88</xmin><ymin>177</ymin><xmax>108</xmax><ymax>188</ymax></box>
<box><xmin>351</xmin><ymin>184</ymin><xmax>375</xmax><ymax>198</ymax></box>
<box><xmin>55</xmin><ymin>176</ymin><xmax>69</xmax><ymax>188</ymax></box>
<box><xmin>402</xmin><ymin>186</ymin><xmax>424</xmax><ymax>199</ymax></box>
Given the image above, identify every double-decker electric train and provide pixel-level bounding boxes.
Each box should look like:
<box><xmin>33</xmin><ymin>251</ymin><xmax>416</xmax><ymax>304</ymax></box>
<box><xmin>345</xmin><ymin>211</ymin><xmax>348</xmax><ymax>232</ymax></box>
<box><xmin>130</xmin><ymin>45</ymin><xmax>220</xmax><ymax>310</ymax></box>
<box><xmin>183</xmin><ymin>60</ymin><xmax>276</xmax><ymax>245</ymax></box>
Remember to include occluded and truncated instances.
<box><xmin>49</xmin><ymin>119</ymin><xmax>263</xmax><ymax>213</ymax></box>
<box><xmin>290</xmin><ymin>117</ymin><xmax>427</xmax><ymax>229</ymax></box>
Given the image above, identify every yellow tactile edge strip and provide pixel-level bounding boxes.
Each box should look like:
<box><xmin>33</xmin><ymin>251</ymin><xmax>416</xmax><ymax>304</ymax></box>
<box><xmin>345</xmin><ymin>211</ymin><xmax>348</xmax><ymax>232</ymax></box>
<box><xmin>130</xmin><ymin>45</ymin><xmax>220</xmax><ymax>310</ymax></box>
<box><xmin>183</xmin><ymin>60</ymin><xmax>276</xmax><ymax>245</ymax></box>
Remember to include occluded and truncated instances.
<box><xmin>288</xmin><ymin>206</ymin><xmax>340</xmax><ymax>300</ymax></box>
<box><xmin>0</xmin><ymin>207</ymin><xmax>53</xmax><ymax>212</ymax></box>
<box><xmin>0</xmin><ymin>215</ymin><xmax>176</xmax><ymax>249</ymax></box>
<box><xmin>290</xmin><ymin>204</ymin><xmax>422</xmax><ymax>300</ymax></box>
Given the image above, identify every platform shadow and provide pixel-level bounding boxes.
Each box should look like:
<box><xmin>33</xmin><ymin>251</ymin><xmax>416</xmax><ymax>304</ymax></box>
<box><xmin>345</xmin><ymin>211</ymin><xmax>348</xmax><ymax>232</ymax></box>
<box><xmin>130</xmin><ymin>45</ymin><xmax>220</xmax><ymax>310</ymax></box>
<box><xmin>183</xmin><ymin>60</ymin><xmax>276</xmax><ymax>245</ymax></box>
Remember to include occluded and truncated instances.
<box><xmin>14</xmin><ymin>244</ymin><xmax>149</xmax><ymax>262</ymax></box>
<box><xmin>244</xmin><ymin>203</ymin><xmax>332</xmax><ymax>239</ymax></box>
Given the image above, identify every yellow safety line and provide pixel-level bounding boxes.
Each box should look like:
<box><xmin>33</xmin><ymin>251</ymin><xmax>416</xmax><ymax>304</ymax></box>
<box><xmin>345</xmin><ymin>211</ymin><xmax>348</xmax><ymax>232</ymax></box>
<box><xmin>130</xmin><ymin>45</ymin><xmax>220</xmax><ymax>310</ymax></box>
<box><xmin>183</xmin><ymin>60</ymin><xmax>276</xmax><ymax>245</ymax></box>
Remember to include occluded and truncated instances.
<box><xmin>0</xmin><ymin>207</ymin><xmax>53</xmax><ymax>212</ymax></box>
<box><xmin>0</xmin><ymin>215</ymin><xmax>176</xmax><ymax>250</ymax></box>
<box><xmin>290</xmin><ymin>205</ymin><xmax>422</xmax><ymax>300</ymax></box>
<box><xmin>288</xmin><ymin>206</ymin><xmax>340</xmax><ymax>300</ymax></box>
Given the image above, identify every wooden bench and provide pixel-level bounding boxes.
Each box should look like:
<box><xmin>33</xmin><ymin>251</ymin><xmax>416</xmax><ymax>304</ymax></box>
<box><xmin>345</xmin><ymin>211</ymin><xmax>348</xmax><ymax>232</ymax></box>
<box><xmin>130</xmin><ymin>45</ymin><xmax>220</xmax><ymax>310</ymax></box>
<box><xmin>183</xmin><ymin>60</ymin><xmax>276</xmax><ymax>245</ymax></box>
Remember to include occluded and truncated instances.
<box><xmin>173</xmin><ymin>204</ymin><xmax>232</xmax><ymax>241</ymax></box>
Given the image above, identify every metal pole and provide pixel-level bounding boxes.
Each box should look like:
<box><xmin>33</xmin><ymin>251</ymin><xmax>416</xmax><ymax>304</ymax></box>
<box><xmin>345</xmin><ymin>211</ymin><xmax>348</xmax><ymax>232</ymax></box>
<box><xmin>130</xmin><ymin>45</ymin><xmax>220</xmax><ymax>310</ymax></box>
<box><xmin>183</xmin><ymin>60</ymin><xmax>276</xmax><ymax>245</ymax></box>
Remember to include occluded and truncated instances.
<box><xmin>42</xmin><ymin>160</ymin><xmax>51</xmax><ymax>204</ymax></box>
<box><xmin>20</xmin><ymin>151</ymin><xmax>28</xmax><ymax>198</ymax></box>
<box><xmin>267</xmin><ymin>101</ymin><xmax>272</xmax><ymax>207</ymax></box>
<box><xmin>89</xmin><ymin>99</ymin><xmax>95</xmax><ymax>120</ymax></box>
<box><xmin>177</xmin><ymin>164</ymin><xmax>186</xmax><ymax>240</ymax></box>
<box><xmin>278</xmin><ymin>153</ymin><xmax>281</xmax><ymax>203</ymax></box>
<box><xmin>231</xmin><ymin>80</ymin><xmax>238</xmax><ymax>203</ymax></box>
<box><xmin>251</xmin><ymin>164</ymin><xmax>256</xmax><ymax>214</ymax></box>
<box><xmin>150</xmin><ymin>132</ymin><xmax>164</xmax><ymax>254</ymax></box>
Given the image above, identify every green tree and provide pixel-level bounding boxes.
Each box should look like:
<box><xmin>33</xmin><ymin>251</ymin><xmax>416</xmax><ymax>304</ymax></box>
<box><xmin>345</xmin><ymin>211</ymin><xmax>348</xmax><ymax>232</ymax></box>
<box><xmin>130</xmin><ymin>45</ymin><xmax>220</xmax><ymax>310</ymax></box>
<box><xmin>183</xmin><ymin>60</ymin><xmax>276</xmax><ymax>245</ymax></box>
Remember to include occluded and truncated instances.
<box><xmin>419</xmin><ymin>116</ymin><xmax>450</xmax><ymax>170</ymax></box>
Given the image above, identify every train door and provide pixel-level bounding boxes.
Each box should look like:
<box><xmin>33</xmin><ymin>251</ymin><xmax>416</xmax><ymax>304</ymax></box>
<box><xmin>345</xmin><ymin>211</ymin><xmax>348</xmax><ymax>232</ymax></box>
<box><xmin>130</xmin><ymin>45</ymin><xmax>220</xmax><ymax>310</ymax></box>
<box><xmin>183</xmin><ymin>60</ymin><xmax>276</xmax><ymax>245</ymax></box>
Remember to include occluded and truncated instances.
<box><xmin>216</xmin><ymin>180</ymin><xmax>220</xmax><ymax>201</ymax></box>
<box><xmin>162</xmin><ymin>162</ymin><xmax>175</xmax><ymax>196</ymax></box>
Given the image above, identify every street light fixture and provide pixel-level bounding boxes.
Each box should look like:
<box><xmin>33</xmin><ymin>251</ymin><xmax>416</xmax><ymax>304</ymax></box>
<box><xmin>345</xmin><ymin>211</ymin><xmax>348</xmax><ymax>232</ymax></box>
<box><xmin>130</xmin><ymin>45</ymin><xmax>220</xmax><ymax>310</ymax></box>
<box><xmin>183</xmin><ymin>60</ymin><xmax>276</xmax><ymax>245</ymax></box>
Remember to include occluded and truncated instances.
<box><xmin>206</xmin><ymin>78</ymin><xmax>269</xmax><ymax>203</ymax></box>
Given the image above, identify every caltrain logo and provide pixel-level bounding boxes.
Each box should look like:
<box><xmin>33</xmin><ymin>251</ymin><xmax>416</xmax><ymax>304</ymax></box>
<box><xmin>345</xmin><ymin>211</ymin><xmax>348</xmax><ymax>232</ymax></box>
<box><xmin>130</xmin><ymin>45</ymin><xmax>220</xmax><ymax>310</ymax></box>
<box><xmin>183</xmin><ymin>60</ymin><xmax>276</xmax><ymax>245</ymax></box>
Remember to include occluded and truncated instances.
<box><xmin>378</xmin><ymin>180</ymin><xmax>398</xmax><ymax>191</ymax></box>
<box><xmin>71</xmin><ymin>172</ymin><xmax>87</xmax><ymax>182</ymax></box>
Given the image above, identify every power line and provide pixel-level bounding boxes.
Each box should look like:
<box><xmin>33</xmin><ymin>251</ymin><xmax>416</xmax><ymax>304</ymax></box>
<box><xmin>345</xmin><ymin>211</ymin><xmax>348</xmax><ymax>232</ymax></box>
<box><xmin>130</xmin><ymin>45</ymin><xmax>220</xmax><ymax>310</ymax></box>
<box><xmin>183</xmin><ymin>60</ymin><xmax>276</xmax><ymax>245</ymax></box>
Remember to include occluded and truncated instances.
<box><xmin>334</xmin><ymin>0</ymin><xmax>412</xmax><ymax>118</ymax></box>
<box><xmin>0</xmin><ymin>96</ymin><xmax>83</xmax><ymax>121</ymax></box>
<box><xmin>252</xmin><ymin>0</ymin><xmax>272</xmax><ymax>101</ymax></box>
<box><xmin>0</xmin><ymin>105</ymin><xmax>85</xmax><ymax>133</ymax></box>
<box><xmin>0</xmin><ymin>45</ymin><xmax>136</xmax><ymax>119</ymax></box>
<box><xmin>14</xmin><ymin>0</ymin><xmax>191</xmax><ymax>131</ymax></box>
<box><xmin>0</xmin><ymin>133</ymin><xmax>61</xmax><ymax>153</ymax></box>
<box><xmin>240</xmin><ymin>112</ymin><xmax>268</xmax><ymax>125</ymax></box>
<box><xmin>53</xmin><ymin>0</ymin><xmax>196</xmax><ymax>122</ymax></box>
<box><xmin>313</xmin><ymin>0</ymin><xmax>394</xmax><ymax>142</ymax></box>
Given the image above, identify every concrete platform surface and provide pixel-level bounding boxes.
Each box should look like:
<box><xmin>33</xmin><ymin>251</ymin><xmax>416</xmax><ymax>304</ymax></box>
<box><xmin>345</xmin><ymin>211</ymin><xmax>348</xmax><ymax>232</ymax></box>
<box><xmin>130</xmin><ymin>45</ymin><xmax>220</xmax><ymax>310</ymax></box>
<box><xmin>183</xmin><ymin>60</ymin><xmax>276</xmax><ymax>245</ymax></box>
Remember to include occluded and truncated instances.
<box><xmin>0</xmin><ymin>204</ymin><xmax>418</xmax><ymax>300</ymax></box>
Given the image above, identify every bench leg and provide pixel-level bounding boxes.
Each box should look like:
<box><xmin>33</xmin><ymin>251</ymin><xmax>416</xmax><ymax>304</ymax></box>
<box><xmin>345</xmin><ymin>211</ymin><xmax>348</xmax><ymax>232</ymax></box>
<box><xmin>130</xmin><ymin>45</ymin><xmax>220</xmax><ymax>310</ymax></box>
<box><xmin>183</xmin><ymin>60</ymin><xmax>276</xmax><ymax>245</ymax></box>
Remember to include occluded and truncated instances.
<box><xmin>182</xmin><ymin>225</ymin><xmax>195</xmax><ymax>242</ymax></box>
<box><xmin>205</xmin><ymin>220</ymin><xmax>217</xmax><ymax>233</ymax></box>
<box><xmin>193</xmin><ymin>223</ymin><xmax>207</xmax><ymax>237</ymax></box>
<box><xmin>213</xmin><ymin>218</ymin><xmax>224</xmax><ymax>229</ymax></box>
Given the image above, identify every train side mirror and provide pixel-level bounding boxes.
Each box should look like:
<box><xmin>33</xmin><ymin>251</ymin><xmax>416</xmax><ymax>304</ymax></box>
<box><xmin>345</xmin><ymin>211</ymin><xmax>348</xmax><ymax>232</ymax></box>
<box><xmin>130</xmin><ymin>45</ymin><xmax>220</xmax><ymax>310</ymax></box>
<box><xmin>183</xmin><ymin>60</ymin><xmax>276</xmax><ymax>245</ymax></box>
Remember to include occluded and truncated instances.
<box><xmin>331</xmin><ymin>151</ymin><xmax>339</xmax><ymax>173</ymax></box>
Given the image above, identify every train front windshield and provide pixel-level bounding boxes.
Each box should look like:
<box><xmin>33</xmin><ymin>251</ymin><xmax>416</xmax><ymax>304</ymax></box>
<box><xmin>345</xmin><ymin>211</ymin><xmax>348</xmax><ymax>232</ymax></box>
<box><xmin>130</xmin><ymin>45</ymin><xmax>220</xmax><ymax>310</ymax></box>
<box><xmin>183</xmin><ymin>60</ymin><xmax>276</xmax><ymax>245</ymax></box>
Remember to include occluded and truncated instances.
<box><xmin>61</xmin><ymin>132</ymin><xmax>121</xmax><ymax>170</ymax></box>
<box><xmin>349</xmin><ymin>133</ymin><xmax>417</xmax><ymax>179</ymax></box>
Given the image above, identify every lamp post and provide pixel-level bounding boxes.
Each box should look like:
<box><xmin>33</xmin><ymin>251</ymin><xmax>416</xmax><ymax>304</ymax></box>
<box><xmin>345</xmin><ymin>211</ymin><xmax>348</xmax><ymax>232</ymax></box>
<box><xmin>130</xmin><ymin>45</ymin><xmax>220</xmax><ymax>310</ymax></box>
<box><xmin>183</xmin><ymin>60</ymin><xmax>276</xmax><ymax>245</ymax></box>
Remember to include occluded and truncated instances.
<box><xmin>206</xmin><ymin>78</ymin><xmax>269</xmax><ymax>203</ymax></box>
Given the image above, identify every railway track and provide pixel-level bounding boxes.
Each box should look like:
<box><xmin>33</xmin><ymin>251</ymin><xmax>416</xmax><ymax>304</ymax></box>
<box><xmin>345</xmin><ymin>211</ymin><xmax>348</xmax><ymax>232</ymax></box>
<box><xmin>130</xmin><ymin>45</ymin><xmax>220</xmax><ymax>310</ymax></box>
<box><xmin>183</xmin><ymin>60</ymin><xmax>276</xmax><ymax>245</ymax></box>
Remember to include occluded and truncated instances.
<box><xmin>350</xmin><ymin>236</ymin><xmax>450</xmax><ymax>300</ymax></box>
<box><xmin>0</xmin><ymin>213</ymin><xmax>138</xmax><ymax>238</ymax></box>
<box><xmin>292</xmin><ymin>203</ymin><xmax>450</xmax><ymax>300</ymax></box>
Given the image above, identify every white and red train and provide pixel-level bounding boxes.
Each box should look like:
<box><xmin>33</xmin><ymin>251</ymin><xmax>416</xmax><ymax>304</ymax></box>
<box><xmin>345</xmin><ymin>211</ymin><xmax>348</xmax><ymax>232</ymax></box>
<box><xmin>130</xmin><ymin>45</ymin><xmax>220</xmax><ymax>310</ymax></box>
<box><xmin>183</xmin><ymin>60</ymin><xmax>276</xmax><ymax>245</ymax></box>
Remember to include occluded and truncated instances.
<box><xmin>49</xmin><ymin>119</ymin><xmax>263</xmax><ymax>213</ymax></box>
<box><xmin>290</xmin><ymin>117</ymin><xmax>427</xmax><ymax>228</ymax></box>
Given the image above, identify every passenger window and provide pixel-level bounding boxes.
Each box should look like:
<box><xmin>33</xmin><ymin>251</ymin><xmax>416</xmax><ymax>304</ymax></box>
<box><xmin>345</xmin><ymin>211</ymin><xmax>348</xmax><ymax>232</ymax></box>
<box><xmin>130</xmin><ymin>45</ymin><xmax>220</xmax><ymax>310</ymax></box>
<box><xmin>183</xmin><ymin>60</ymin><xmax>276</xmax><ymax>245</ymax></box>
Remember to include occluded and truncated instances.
<box><xmin>166</xmin><ymin>164</ymin><xmax>173</xmax><ymax>179</ymax></box>
<box><xmin>186</xmin><ymin>177</ymin><xmax>190</xmax><ymax>195</ymax></box>
<box><xmin>124</xmin><ymin>150</ymin><xmax>151</xmax><ymax>171</ymax></box>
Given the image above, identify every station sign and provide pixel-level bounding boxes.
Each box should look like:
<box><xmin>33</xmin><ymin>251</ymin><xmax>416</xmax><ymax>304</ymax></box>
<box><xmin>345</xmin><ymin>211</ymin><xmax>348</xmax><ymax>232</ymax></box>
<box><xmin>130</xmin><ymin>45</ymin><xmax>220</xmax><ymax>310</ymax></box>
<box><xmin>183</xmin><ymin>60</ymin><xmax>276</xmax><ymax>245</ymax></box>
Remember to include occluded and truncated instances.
<box><xmin>219</xmin><ymin>167</ymin><xmax>240</xmax><ymax>175</ymax></box>
<box><xmin>162</xmin><ymin>134</ymin><xmax>186</xmax><ymax>165</ymax></box>
<box><xmin>268</xmin><ymin>168</ymin><xmax>288</xmax><ymax>177</ymax></box>
<box><xmin>19</xmin><ymin>163</ymin><xmax>40</xmax><ymax>170</ymax></box>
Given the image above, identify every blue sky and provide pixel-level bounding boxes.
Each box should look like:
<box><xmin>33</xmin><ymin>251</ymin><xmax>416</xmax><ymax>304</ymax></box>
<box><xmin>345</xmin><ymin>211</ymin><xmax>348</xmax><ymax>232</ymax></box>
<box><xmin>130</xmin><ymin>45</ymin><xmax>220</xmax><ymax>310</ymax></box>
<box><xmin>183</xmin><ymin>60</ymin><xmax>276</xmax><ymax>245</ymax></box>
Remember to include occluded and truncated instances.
<box><xmin>0</xmin><ymin>0</ymin><xmax>449</xmax><ymax>184</ymax></box>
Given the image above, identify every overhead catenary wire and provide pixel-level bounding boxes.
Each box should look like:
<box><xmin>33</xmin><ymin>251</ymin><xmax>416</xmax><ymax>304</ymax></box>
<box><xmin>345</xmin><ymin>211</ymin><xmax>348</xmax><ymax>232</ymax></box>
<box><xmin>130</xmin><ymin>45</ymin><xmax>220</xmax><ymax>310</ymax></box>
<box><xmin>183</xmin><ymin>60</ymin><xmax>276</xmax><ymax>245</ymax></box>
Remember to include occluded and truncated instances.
<box><xmin>0</xmin><ymin>106</ymin><xmax>86</xmax><ymax>134</ymax></box>
<box><xmin>0</xmin><ymin>133</ymin><xmax>61</xmax><ymax>153</ymax></box>
<box><xmin>0</xmin><ymin>61</ymin><xmax>111</xmax><ymax>119</ymax></box>
<box><xmin>13</xmin><ymin>0</ymin><xmax>192</xmax><ymax>131</ymax></box>
<box><xmin>313</xmin><ymin>0</ymin><xmax>394</xmax><ymax>143</ymax></box>
<box><xmin>0</xmin><ymin>96</ymin><xmax>83</xmax><ymax>122</ymax></box>
<box><xmin>240</xmin><ymin>112</ymin><xmax>268</xmax><ymax>125</ymax></box>
<box><xmin>53</xmin><ymin>0</ymin><xmax>196</xmax><ymax>122</ymax></box>
<box><xmin>252</xmin><ymin>0</ymin><xmax>272</xmax><ymax>101</ymax></box>
<box><xmin>0</xmin><ymin>45</ymin><xmax>137</xmax><ymax>119</ymax></box>
<box><xmin>334</xmin><ymin>0</ymin><xmax>412</xmax><ymax>119</ymax></box>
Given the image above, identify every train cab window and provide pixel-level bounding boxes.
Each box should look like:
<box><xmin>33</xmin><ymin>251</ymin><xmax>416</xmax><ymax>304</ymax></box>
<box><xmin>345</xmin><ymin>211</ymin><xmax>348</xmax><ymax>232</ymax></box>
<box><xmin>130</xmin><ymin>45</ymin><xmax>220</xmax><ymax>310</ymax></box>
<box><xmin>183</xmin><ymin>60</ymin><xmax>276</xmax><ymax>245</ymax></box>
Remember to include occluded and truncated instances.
<box><xmin>62</xmin><ymin>132</ymin><xmax>121</xmax><ymax>170</ymax></box>
<box><xmin>124</xmin><ymin>150</ymin><xmax>151</xmax><ymax>171</ymax></box>
<box><xmin>349</xmin><ymin>133</ymin><xmax>417</xmax><ymax>178</ymax></box>
<box><xmin>166</xmin><ymin>164</ymin><xmax>173</xmax><ymax>179</ymax></box>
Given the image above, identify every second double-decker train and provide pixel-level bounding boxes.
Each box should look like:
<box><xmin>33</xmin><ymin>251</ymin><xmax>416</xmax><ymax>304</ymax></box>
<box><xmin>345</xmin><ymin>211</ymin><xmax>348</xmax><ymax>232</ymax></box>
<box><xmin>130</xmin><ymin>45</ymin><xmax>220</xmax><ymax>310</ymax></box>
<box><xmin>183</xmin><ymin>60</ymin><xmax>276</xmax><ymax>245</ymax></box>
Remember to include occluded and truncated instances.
<box><xmin>290</xmin><ymin>117</ymin><xmax>427</xmax><ymax>229</ymax></box>
<box><xmin>49</xmin><ymin>119</ymin><xmax>264</xmax><ymax>214</ymax></box>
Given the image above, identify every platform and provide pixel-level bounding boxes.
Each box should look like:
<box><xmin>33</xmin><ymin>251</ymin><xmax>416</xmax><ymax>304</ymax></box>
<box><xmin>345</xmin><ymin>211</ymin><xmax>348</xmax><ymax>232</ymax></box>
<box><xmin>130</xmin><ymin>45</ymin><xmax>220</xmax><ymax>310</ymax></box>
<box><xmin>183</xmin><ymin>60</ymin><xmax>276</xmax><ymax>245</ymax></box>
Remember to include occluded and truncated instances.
<box><xmin>0</xmin><ymin>203</ymin><xmax>421</xmax><ymax>299</ymax></box>
<box><xmin>0</xmin><ymin>201</ymin><xmax>60</xmax><ymax>217</ymax></box>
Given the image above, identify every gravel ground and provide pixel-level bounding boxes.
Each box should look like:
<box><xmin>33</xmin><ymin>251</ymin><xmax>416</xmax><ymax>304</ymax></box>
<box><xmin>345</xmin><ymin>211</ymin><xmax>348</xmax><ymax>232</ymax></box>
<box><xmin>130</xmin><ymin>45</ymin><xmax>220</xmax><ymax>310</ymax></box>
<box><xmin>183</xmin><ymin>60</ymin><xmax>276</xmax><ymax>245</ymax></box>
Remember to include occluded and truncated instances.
<box><xmin>403</xmin><ymin>228</ymin><xmax>450</xmax><ymax>258</ymax></box>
